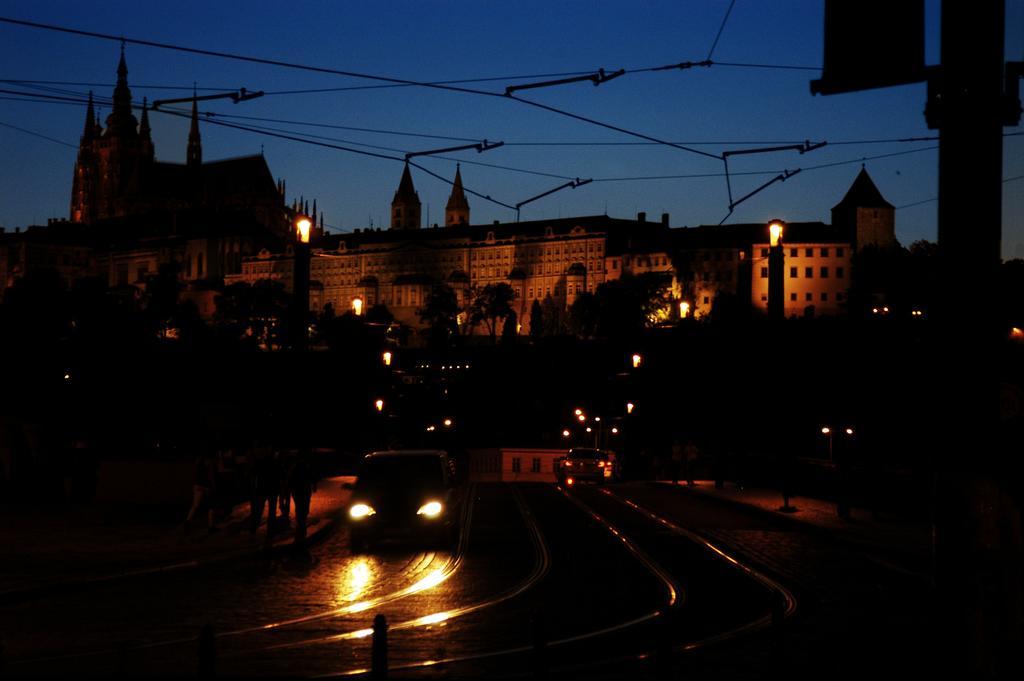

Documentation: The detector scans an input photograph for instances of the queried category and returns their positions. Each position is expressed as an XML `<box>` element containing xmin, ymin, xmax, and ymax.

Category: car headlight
<box><xmin>417</xmin><ymin>501</ymin><xmax>443</xmax><ymax>518</ymax></box>
<box><xmin>350</xmin><ymin>503</ymin><xmax>376</xmax><ymax>519</ymax></box>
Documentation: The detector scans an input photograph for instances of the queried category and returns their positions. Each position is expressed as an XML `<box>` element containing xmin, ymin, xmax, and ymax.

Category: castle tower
<box><xmin>390</xmin><ymin>163</ymin><xmax>421</xmax><ymax>230</ymax></box>
<box><xmin>444</xmin><ymin>164</ymin><xmax>470</xmax><ymax>226</ymax></box>
<box><xmin>187</xmin><ymin>89</ymin><xmax>202</xmax><ymax>168</ymax></box>
<box><xmin>831</xmin><ymin>167</ymin><xmax>896</xmax><ymax>251</ymax></box>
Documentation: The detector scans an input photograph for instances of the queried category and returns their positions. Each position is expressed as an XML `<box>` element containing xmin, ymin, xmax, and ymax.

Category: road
<box><xmin>0</xmin><ymin>482</ymin><xmax>934</xmax><ymax>678</ymax></box>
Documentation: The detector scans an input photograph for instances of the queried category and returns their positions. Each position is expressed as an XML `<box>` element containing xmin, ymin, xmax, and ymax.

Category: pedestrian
<box><xmin>185</xmin><ymin>449</ymin><xmax>216</xmax><ymax>532</ymax></box>
<box><xmin>288</xmin><ymin>448</ymin><xmax>317</xmax><ymax>552</ymax></box>
<box><xmin>684</xmin><ymin>439</ymin><xmax>699</xmax><ymax>486</ymax></box>
<box><xmin>248</xmin><ymin>437</ymin><xmax>276</xmax><ymax>534</ymax></box>
<box><xmin>277</xmin><ymin>448</ymin><xmax>292</xmax><ymax>528</ymax></box>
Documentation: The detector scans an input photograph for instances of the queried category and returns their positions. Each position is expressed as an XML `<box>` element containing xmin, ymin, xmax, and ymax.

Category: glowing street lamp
<box><xmin>382</xmin><ymin>351</ymin><xmax>392</xmax><ymax>366</ymax></box>
<box><xmin>577</xmin><ymin>414</ymin><xmax>586</xmax><ymax>422</ymax></box>
<box><xmin>768</xmin><ymin>220</ymin><xmax>784</xmax><ymax>247</ymax></box>
<box><xmin>574</xmin><ymin>408</ymin><xmax>583</xmax><ymax>416</ymax></box>
<box><xmin>767</xmin><ymin>219</ymin><xmax>785</xmax><ymax>320</ymax></box>
<box><xmin>295</xmin><ymin>215</ymin><xmax>312</xmax><ymax>244</ymax></box>
<box><xmin>562</xmin><ymin>429</ymin><xmax>571</xmax><ymax>438</ymax></box>
<box><xmin>352</xmin><ymin>297</ymin><xmax>364</xmax><ymax>316</ymax></box>
<box><xmin>611</xmin><ymin>427</ymin><xmax>619</xmax><ymax>435</ymax></box>
<box><xmin>443</xmin><ymin>418</ymin><xmax>453</xmax><ymax>428</ymax></box>
<box><xmin>632</xmin><ymin>353</ymin><xmax>643</xmax><ymax>369</ymax></box>
<box><xmin>626</xmin><ymin>402</ymin><xmax>635</xmax><ymax>414</ymax></box>
<box><xmin>374</xmin><ymin>399</ymin><xmax>384</xmax><ymax>412</ymax></box>
<box><xmin>679</xmin><ymin>301</ymin><xmax>691</xmax><ymax>319</ymax></box>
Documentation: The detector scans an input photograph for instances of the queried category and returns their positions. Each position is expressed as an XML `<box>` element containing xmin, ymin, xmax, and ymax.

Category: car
<box><xmin>347</xmin><ymin>450</ymin><xmax>462</xmax><ymax>552</ymax></box>
<box><xmin>556</xmin><ymin>447</ymin><xmax>619</xmax><ymax>485</ymax></box>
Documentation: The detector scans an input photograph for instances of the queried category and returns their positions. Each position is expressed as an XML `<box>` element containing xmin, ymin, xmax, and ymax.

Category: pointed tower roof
<box><xmin>393</xmin><ymin>162</ymin><xmax>419</xmax><ymax>202</ymax></box>
<box><xmin>445</xmin><ymin>164</ymin><xmax>469</xmax><ymax>212</ymax></box>
<box><xmin>139</xmin><ymin>97</ymin><xmax>151</xmax><ymax>139</ymax></box>
<box><xmin>81</xmin><ymin>91</ymin><xmax>96</xmax><ymax>142</ymax></box>
<box><xmin>187</xmin><ymin>88</ymin><xmax>202</xmax><ymax>167</ymax></box>
<box><xmin>832</xmin><ymin>167</ymin><xmax>894</xmax><ymax>210</ymax></box>
<box><xmin>104</xmin><ymin>44</ymin><xmax>138</xmax><ymax>136</ymax></box>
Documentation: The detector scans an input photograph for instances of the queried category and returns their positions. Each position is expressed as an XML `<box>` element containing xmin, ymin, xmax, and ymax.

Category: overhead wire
<box><xmin>706</xmin><ymin>0</ymin><xmax>738</xmax><ymax>61</ymax></box>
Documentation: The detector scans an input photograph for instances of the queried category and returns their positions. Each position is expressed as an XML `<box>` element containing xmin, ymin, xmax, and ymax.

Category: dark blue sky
<box><xmin>1</xmin><ymin>1</ymin><xmax>1022</xmax><ymax>257</ymax></box>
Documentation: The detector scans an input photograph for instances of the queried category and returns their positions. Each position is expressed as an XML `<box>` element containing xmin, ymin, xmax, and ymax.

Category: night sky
<box><xmin>1</xmin><ymin>1</ymin><xmax>1022</xmax><ymax>257</ymax></box>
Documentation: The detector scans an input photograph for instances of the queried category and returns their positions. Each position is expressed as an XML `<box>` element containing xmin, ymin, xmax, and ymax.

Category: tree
<box><xmin>469</xmin><ymin>283</ymin><xmax>515</xmax><ymax>341</ymax></box>
<box><xmin>528</xmin><ymin>299</ymin><xmax>544</xmax><ymax>340</ymax></box>
<box><xmin>540</xmin><ymin>295</ymin><xmax>563</xmax><ymax>337</ymax></box>
<box><xmin>567</xmin><ymin>291</ymin><xmax>598</xmax><ymax>339</ymax></box>
<box><xmin>593</xmin><ymin>272</ymin><xmax>671</xmax><ymax>340</ymax></box>
<box><xmin>501</xmin><ymin>310</ymin><xmax>518</xmax><ymax>344</ymax></box>
<box><xmin>418</xmin><ymin>284</ymin><xmax>460</xmax><ymax>347</ymax></box>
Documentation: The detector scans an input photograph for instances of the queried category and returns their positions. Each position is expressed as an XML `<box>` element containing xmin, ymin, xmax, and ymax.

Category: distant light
<box><xmin>586</xmin><ymin>427</ymin><xmax>592</xmax><ymax>433</ymax></box>
<box><xmin>768</xmin><ymin>220</ymin><xmax>784</xmax><ymax>247</ymax></box>
<box><xmin>566</xmin><ymin>477</ymin><xmax>575</xmax><ymax>486</ymax></box>
<box><xmin>574</xmin><ymin>408</ymin><xmax>583</xmax><ymax>416</ymax></box>
<box><xmin>426</xmin><ymin>425</ymin><xmax>436</xmax><ymax>432</ymax></box>
<box><xmin>295</xmin><ymin>216</ymin><xmax>312</xmax><ymax>243</ymax></box>
<box><xmin>594</xmin><ymin>416</ymin><xmax>601</xmax><ymax>422</ymax></box>
<box><xmin>845</xmin><ymin>427</ymin><xmax>854</xmax><ymax>435</ymax></box>
<box><xmin>626</xmin><ymin>402</ymin><xmax>635</xmax><ymax>414</ymax></box>
<box><xmin>872</xmin><ymin>308</ymin><xmax>879</xmax><ymax>314</ymax></box>
<box><xmin>611</xmin><ymin>427</ymin><xmax>618</xmax><ymax>434</ymax></box>
<box><xmin>352</xmin><ymin>297</ymin><xmax>364</xmax><ymax>316</ymax></box>
<box><xmin>562</xmin><ymin>429</ymin><xmax>571</xmax><ymax>438</ymax></box>
<box><xmin>374</xmin><ymin>399</ymin><xmax>384</xmax><ymax>412</ymax></box>
<box><xmin>632</xmin><ymin>353</ymin><xmax>642</xmax><ymax>369</ymax></box>
<box><xmin>382</xmin><ymin>351</ymin><xmax>392</xmax><ymax>366</ymax></box>
<box><xmin>882</xmin><ymin>306</ymin><xmax>890</xmax><ymax>313</ymax></box>
<box><xmin>577</xmin><ymin>414</ymin><xmax>586</xmax><ymax>422</ymax></box>
<box><xmin>63</xmin><ymin>372</ymin><xmax>71</xmax><ymax>382</ymax></box>
<box><xmin>680</xmin><ymin>301</ymin><xmax>691</xmax><ymax>318</ymax></box>
<box><xmin>821</xmin><ymin>427</ymin><xmax>831</xmax><ymax>435</ymax></box>
<box><xmin>443</xmin><ymin>418</ymin><xmax>453</xmax><ymax>428</ymax></box>
<box><xmin>417</xmin><ymin>501</ymin><xmax>443</xmax><ymax>517</ymax></box>
<box><xmin>1011</xmin><ymin>327</ymin><xmax>1024</xmax><ymax>340</ymax></box>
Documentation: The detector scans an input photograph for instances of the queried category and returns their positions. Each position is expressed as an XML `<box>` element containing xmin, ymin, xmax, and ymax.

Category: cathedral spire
<box><xmin>105</xmin><ymin>44</ymin><xmax>138</xmax><ymax>137</ymax></box>
<box><xmin>81</xmin><ymin>91</ymin><xmax>96</xmax><ymax>143</ymax></box>
<box><xmin>445</xmin><ymin>163</ymin><xmax>470</xmax><ymax>226</ymax></box>
<box><xmin>187</xmin><ymin>87</ymin><xmax>202</xmax><ymax>167</ymax></box>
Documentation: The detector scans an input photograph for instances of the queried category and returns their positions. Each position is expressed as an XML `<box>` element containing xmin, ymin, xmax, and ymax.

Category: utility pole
<box><xmin>929</xmin><ymin>3</ymin><xmax>1017</xmax><ymax>676</ymax></box>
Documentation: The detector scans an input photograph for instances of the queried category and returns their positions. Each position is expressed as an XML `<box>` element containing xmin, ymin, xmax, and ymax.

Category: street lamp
<box><xmin>632</xmin><ymin>353</ymin><xmax>643</xmax><ymax>369</ymax></box>
<box><xmin>443</xmin><ymin>418</ymin><xmax>453</xmax><ymax>428</ymax></box>
<box><xmin>374</xmin><ymin>399</ymin><xmax>384</xmax><ymax>412</ymax></box>
<box><xmin>295</xmin><ymin>216</ymin><xmax>312</xmax><ymax>244</ymax></box>
<box><xmin>382</xmin><ymin>351</ymin><xmax>392</xmax><ymax>366</ymax></box>
<box><xmin>679</xmin><ymin>300</ymin><xmax>691</xmax><ymax>319</ymax></box>
<box><xmin>626</xmin><ymin>402</ymin><xmax>635</xmax><ymax>414</ymax></box>
<box><xmin>352</xmin><ymin>297</ymin><xmax>364</xmax><ymax>316</ymax></box>
<box><xmin>562</xmin><ymin>429</ymin><xmax>571</xmax><ymax>438</ymax></box>
<box><xmin>292</xmin><ymin>214</ymin><xmax>312</xmax><ymax>351</ymax></box>
<box><xmin>767</xmin><ymin>219</ymin><xmax>785</xmax><ymax>320</ymax></box>
<box><xmin>821</xmin><ymin>426</ymin><xmax>834</xmax><ymax>463</ymax></box>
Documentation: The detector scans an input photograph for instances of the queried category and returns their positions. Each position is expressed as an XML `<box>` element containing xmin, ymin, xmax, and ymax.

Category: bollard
<box><xmin>530</xmin><ymin>611</ymin><xmax>548</xmax><ymax>680</ymax></box>
<box><xmin>371</xmin><ymin>614</ymin><xmax>388</xmax><ymax>681</ymax></box>
<box><xmin>198</xmin><ymin>624</ymin><xmax>216</xmax><ymax>678</ymax></box>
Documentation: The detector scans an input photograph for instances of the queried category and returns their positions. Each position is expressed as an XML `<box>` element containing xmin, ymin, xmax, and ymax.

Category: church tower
<box><xmin>70</xmin><ymin>47</ymin><xmax>152</xmax><ymax>223</ymax></box>
<box><xmin>70</xmin><ymin>92</ymin><xmax>98</xmax><ymax>223</ymax></box>
<box><xmin>444</xmin><ymin>164</ymin><xmax>470</xmax><ymax>226</ymax></box>
<box><xmin>831</xmin><ymin>167</ymin><xmax>896</xmax><ymax>251</ymax></box>
<box><xmin>187</xmin><ymin>89</ymin><xmax>202</xmax><ymax>168</ymax></box>
<box><xmin>390</xmin><ymin>163</ymin><xmax>421</xmax><ymax>230</ymax></box>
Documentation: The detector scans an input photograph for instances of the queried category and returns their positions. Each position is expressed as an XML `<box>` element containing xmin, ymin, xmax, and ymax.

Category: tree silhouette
<box><xmin>469</xmin><ymin>283</ymin><xmax>515</xmax><ymax>341</ymax></box>
<box><xmin>567</xmin><ymin>291</ymin><xmax>598</xmax><ymax>339</ymax></box>
<box><xmin>528</xmin><ymin>299</ymin><xmax>544</xmax><ymax>340</ymax></box>
<box><xmin>418</xmin><ymin>283</ymin><xmax>460</xmax><ymax>347</ymax></box>
<box><xmin>501</xmin><ymin>310</ymin><xmax>518</xmax><ymax>344</ymax></box>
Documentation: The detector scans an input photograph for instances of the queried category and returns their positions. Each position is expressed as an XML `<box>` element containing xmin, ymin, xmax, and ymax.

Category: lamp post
<box><xmin>767</xmin><ymin>220</ymin><xmax>785</xmax><ymax>321</ymax></box>
<box><xmin>292</xmin><ymin>215</ymin><xmax>312</xmax><ymax>352</ymax></box>
<box><xmin>821</xmin><ymin>426</ymin><xmax>834</xmax><ymax>463</ymax></box>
